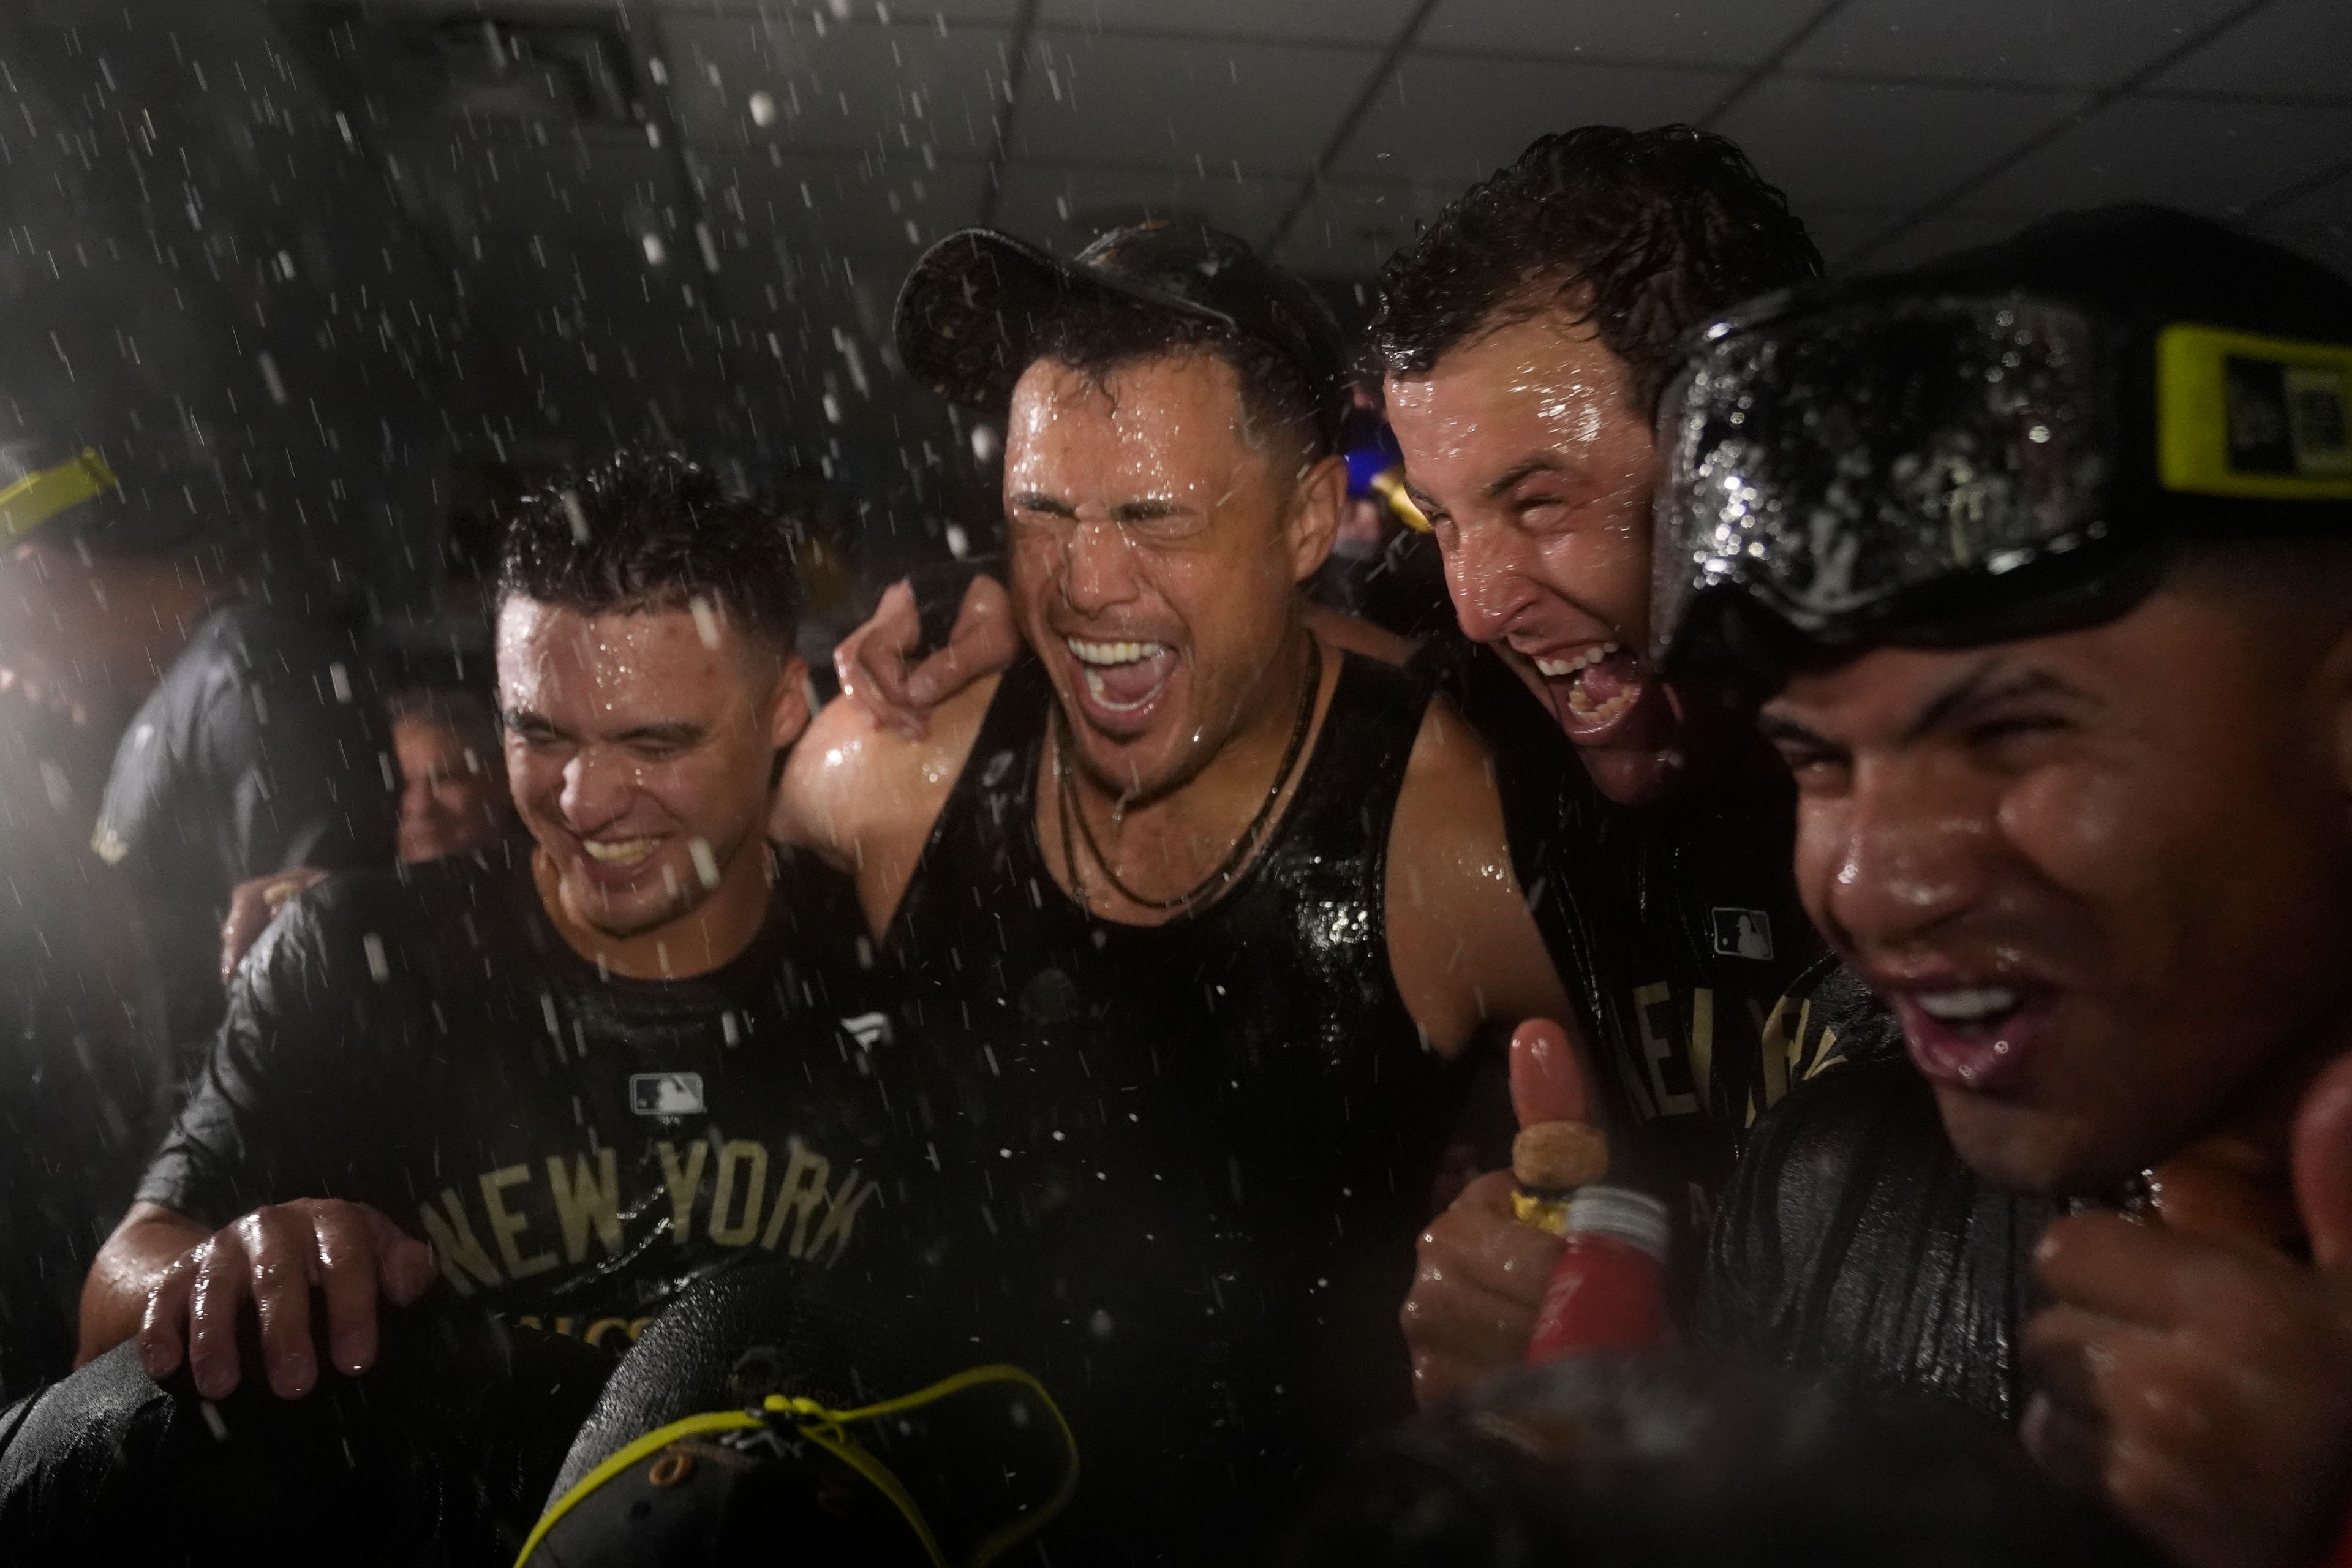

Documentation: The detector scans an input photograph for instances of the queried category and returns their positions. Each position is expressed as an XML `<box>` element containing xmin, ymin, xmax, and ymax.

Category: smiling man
<box><xmin>8</xmin><ymin>454</ymin><xmax>937</xmax><ymax>1555</ymax></box>
<box><xmin>775</xmin><ymin>223</ymin><xmax>1569</xmax><ymax>1552</ymax></box>
<box><xmin>1660</xmin><ymin>208</ymin><xmax>2352</xmax><ymax>1568</ymax></box>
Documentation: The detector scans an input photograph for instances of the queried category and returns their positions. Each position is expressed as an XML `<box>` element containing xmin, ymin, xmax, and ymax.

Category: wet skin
<box><xmin>83</xmin><ymin>597</ymin><xmax>809</xmax><ymax>1399</ymax></box>
<box><xmin>1003</xmin><ymin>350</ymin><xmax>1338</xmax><ymax>820</ymax></box>
<box><xmin>1759</xmin><ymin>573</ymin><xmax>2352</xmax><ymax>1196</ymax></box>
<box><xmin>1759</xmin><ymin>556</ymin><xmax>2352</xmax><ymax>1568</ymax></box>
<box><xmin>499</xmin><ymin>597</ymin><xmax>808</xmax><ymax>978</ymax></box>
<box><xmin>778</xmin><ymin>349</ymin><xmax>1570</xmax><ymax>1055</ymax></box>
<box><xmin>1384</xmin><ymin>304</ymin><xmax>1687</xmax><ymax>807</ymax></box>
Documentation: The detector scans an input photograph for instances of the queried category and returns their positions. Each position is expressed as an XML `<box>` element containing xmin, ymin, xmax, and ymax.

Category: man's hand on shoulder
<box><xmin>1385</xmin><ymin>693</ymin><xmax>1575</xmax><ymax>1057</ymax></box>
<box><xmin>127</xmin><ymin>1197</ymin><xmax>437</xmax><ymax>1401</ymax></box>
<box><xmin>219</xmin><ymin>867</ymin><xmax>328</xmax><ymax>983</ymax></box>
<box><xmin>834</xmin><ymin>574</ymin><xmax>1018</xmax><ymax>739</ymax></box>
<box><xmin>774</xmin><ymin>674</ymin><xmax>1000</xmax><ymax>937</ymax></box>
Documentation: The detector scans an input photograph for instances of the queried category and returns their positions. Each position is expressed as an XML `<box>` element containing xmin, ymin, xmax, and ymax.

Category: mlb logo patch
<box><xmin>1709</xmin><ymin>908</ymin><xmax>1775</xmax><ymax>962</ymax></box>
<box><xmin>840</xmin><ymin>1012</ymin><xmax>893</xmax><ymax>1049</ymax></box>
<box><xmin>629</xmin><ymin>1072</ymin><xmax>706</xmax><ymax>1116</ymax></box>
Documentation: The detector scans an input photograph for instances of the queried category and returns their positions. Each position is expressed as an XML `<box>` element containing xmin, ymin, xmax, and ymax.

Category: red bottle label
<box><xmin>1526</xmin><ymin>1231</ymin><xmax>1667</xmax><ymax>1362</ymax></box>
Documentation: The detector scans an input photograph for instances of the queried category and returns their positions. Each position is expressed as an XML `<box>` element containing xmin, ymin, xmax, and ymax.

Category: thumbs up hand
<box><xmin>1400</xmin><ymin>1019</ymin><xmax>1596</xmax><ymax>1408</ymax></box>
<box><xmin>2021</xmin><ymin>1052</ymin><xmax>2352</xmax><ymax>1568</ymax></box>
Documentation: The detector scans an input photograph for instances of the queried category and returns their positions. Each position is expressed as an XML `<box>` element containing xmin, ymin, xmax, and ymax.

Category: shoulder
<box><xmin>1395</xmin><ymin>690</ymin><xmax>1504</xmax><ymax>835</ymax></box>
<box><xmin>775</xmin><ymin>674</ymin><xmax>1000</xmax><ymax>861</ymax></box>
<box><xmin>1304</xmin><ymin>604</ymin><xmax>1412</xmax><ymax>666</ymax></box>
<box><xmin>256</xmin><ymin>851</ymin><xmax>514</xmax><ymax>984</ymax></box>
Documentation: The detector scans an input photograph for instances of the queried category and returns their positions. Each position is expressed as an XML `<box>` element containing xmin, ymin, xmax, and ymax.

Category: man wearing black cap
<box><xmin>1648</xmin><ymin>207</ymin><xmax>2352</xmax><ymax>1568</ymax></box>
<box><xmin>773</xmin><ymin>222</ymin><xmax>1569</xmax><ymax>1551</ymax></box>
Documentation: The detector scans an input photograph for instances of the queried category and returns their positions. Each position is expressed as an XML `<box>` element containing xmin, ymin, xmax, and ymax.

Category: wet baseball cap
<box><xmin>894</xmin><ymin>222</ymin><xmax>1351</xmax><ymax>450</ymax></box>
<box><xmin>1651</xmin><ymin>205</ymin><xmax>2352</xmax><ymax>695</ymax></box>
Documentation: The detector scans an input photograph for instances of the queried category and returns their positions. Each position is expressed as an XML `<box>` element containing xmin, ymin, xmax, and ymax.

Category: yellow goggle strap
<box><xmin>0</xmin><ymin>448</ymin><xmax>117</xmax><ymax>541</ymax></box>
<box><xmin>513</xmin><ymin>1362</ymin><xmax>1079</xmax><ymax>1568</ymax></box>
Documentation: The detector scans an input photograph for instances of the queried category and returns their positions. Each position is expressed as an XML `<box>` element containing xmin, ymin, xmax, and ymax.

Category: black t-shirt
<box><xmin>94</xmin><ymin>602</ymin><xmax>399</xmax><ymax>1074</ymax></box>
<box><xmin>138</xmin><ymin>841</ymin><xmax>948</xmax><ymax>1346</ymax></box>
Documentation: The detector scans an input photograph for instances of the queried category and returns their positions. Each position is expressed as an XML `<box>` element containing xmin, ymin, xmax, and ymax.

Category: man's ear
<box><xmin>767</xmin><ymin>655</ymin><xmax>814</xmax><ymax>752</ymax></box>
<box><xmin>1284</xmin><ymin>452</ymin><xmax>1348</xmax><ymax>586</ymax></box>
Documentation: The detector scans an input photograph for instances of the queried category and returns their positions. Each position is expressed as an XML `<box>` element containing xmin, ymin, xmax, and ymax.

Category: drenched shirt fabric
<box><xmin>1697</xmin><ymin>1051</ymin><xmax>2048</xmax><ymax>1425</ymax></box>
<box><xmin>138</xmin><ymin>840</ymin><xmax>944</xmax><ymax>1347</ymax></box>
<box><xmin>93</xmin><ymin>601</ymin><xmax>399</xmax><ymax>1074</ymax></box>
<box><xmin>879</xmin><ymin>649</ymin><xmax>1465</xmax><ymax>1557</ymax></box>
<box><xmin>1420</xmin><ymin>639</ymin><xmax>1890</xmax><ymax>1253</ymax></box>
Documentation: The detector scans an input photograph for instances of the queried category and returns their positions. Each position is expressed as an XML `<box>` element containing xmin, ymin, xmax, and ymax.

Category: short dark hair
<box><xmin>1373</xmin><ymin>124</ymin><xmax>1823</xmax><ymax>409</ymax></box>
<box><xmin>1028</xmin><ymin>297</ymin><xmax>1329</xmax><ymax>481</ymax></box>
<box><xmin>386</xmin><ymin>685</ymin><xmax>500</xmax><ymax>756</ymax></box>
<box><xmin>497</xmin><ymin>452</ymin><xmax>802</xmax><ymax>659</ymax></box>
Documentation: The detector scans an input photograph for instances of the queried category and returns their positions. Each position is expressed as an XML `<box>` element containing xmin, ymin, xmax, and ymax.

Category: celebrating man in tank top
<box><xmin>772</xmin><ymin>223</ymin><xmax>1570</xmax><ymax>1555</ymax></box>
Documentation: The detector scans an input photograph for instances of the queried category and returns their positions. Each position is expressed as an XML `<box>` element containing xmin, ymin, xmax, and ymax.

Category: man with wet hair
<box><xmin>2</xmin><ymin>454</ymin><xmax>940</xmax><ymax>1556</ymax></box>
<box><xmin>773</xmin><ymin>222</ymin><xmax>1570</xmax><ymax>1551</ymax></box>
<box><xmin>1648</xmin><ymin>207</ymin><xmax>2352</xmax><ymax>1568</ymax></box>
<box><xmin>840</xmin><ymin>129</ymin><xmax>1868</xmax><ymax>1403</ymax></box>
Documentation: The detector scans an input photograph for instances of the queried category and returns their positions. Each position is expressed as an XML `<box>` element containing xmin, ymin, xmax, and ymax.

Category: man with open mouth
<box><xmin>772</xmin><ymin>221</ymin><xmax>1571</xmax><ymax>1553</ymax></box>
<box><xmin>1658</xmin><ymin>207</ymin><xmax>2352</xmax><ymax>1568</ymax></box>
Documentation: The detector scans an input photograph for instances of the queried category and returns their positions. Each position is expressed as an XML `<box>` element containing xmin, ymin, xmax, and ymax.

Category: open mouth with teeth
<box><xmin>1528</xmin><ymin>640</ymin><xmax>1648</xmax><ymax>741</ymax></box>
<box><xmin>1063</xmin><ymin>635</ymin><xmax>1180</xmax><ymax>734</ymax></box>
<box><xmin>1896</xmin><ymin>982</ymin><xmax>2046</xmax><ymax>1093</ymax></box>
<box><xmin>577</xmin><ymin>834</ymin><xmax>663</xmax><ymax>884</ymax></box>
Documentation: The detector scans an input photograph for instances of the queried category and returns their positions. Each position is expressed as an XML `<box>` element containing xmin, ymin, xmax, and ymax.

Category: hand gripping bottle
<box><xmin>1525</xmin><ymin>1185</ymin><xmax>1671</xmax><ymax>1363</ymax></box>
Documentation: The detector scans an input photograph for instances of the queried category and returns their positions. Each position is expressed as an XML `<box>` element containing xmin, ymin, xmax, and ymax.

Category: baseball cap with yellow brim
<box><xmin>1651</xmin><ymin>205</ymin><xmax>2352</xmax><ymax>696</ymax></box>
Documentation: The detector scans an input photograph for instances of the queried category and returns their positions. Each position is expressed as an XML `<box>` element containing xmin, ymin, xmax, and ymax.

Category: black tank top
<box><xmin>881</xmin><ymin>647</ymin><xmax>1463</xmax><ymax>1556</ymax></box>
<box><xmin>1420</xmin><ymin>639</ymin><xmax>1889</xmax><ymax>1249</ymax></box>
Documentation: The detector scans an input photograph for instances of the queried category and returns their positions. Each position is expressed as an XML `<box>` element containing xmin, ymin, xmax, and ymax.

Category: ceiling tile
<box><xmin>1785</xmin><ymin>0</ymin><xmax>2252</xmax><ymax>88</ymax></box>
<box><xmin>1961</xmin><ymin>96</ymin><xmax>2352</xmax><ymax>217</ymax></box>
<box><xmin>1795</xmin><ymin>208</ymin><xmax>1905</xmax><ymax>268</ymax></box>
<box><xmin>2149</xmin><ymin>0</ymin><xmax>2352</xmax><ymax>100</ymax></box>
<box><xmin>693</xmin><ymin>148</ymin><xmax>990</xmax><ymax>270</ymax></box>
<box><xmin>1848</xmin><ymin>209</ymin><xmax>2026</xmax><ymax>270</ymax></box>
<box><xmin>1007</xmin><ymin>32</ymin><xmax>1376</xmax><ymax>178</ymax></box>
<box><xmin>1714</xmin><ymin>76</ymin><xmax>2084</xmax><ymax>213</ymax></box>
<box><xmin>658</xmin><ymin>14</ymin><xmax>1010</xmax><ymax>160</ymax></box>
<box><xmin>2257</xmin><ymin>164</ymin><xmax>2352</xmax><ymax>230</ymax></box>
<box><xmin>382</xmin><ymin>132</ymin><xmax>682</xmax><ymax>239</ymax></box>
<box><xmin>1421</xmin><ymin>0</ymin><xmax>1825</xmax><ymax>67</ymax></box>
<box><xmin>1273</xmin><ymin>178</ymin><xmax>1455</xmax><ymax>277</ymax></box>
<box><xmin>1038</xmin><ymin>0</ymin><xmax>1423</xmax><ymax>46</ymax></box>
<box><xmin>1334</xmin><ymin>56</ymin><xmax>1738</xmax><ymax>186</ymax></box>
<box><xmin>990</xmin><ymin>162</ymin><xmax>1298</xmax><ymax>249</ymax></box>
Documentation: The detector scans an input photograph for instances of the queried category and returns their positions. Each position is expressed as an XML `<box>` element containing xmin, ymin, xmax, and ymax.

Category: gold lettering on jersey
<box><xmin>706</xmin><ymin>1140</ymin><xmax>771</xmax><ymax>1246</ymax></box>
<box><xmin>1756</xmin><ymin>995</ymin><xmax>1811</xmax><ymax>1110</ymax></box>
<box><xmin>762</xmin><ymin>1139</ymin><xmax>831</xmax><ymax>1256</ymax></box>
<box><xmin>419</xmin><ymin>1189</ymin><xmax>504</xmax><ymax>1296</ymax></box>
<box><xmin>1689</xmin><ymin>987</ymin><xmax>1715</xmax><ymax>1107</ymax></box>
<box><xmin>1633</xmin><ymin>983</ymin><xmax>1699</xmax><ymax>1118</ymax></box>
<box><xmin>480</xmin><ymin>1163</ymin><xmax>557</xmax><ymax>1278</ymax></box>
<box><xmin>804</xmin><ymin>1169</ymin><xmax>875</xmax><ymax>1262</ymax></box>
<box><xmin>548</xmin><ymin>1148</ymin><xmax>624</xmax><ymax>1264</ymax></box>
<box><xmin>657</xmin><ymin>1139</ymin><xmax>709</xmax><ymax>1246</ymax></box>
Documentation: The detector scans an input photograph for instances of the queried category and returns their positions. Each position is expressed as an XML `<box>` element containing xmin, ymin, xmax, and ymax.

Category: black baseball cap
<box><xmin>894</xmin><ymin>222</ymin><xmax>1352</xmax><ymax>450</ymax></box>
<box><xmin>1651</xmin><ymin>205</ymin><xmax>2352</xmax><ymax>695</ymax></box>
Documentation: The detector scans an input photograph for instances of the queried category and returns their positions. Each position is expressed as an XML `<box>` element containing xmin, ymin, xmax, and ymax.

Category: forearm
<box><xmin>77</xmin><ymin>1202</ymin><xmax>208</xmax><ymax>1364</ymax></box>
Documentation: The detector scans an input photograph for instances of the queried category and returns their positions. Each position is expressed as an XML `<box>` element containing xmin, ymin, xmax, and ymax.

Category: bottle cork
<box><xmin>1509</xmin><ymin>1118</ymin><xmax>1608</xmax><ymax>1235</ymax></box>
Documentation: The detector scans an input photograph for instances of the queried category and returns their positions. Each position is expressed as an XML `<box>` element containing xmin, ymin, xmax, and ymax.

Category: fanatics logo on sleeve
<box><xmin>1709</xmin><ymin>908</ymin><xmax>1775</xmax><ymax>962</ymax></box>
<box><xmin>629</xmin><ymin>1072</ymin><xmax>706</xmax><ymax>1116</ymax></box>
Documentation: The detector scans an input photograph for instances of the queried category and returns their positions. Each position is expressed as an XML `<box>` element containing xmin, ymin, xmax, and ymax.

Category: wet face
<box><xmin>497</xmin><ymin>597</ymin><xmax>807</xmax><ymax>941</ymax></box>
<box><xmin>1004</xmin><ymin>351</ymin><xmax>1336</xmax><ymax>802</ymax></box>
<box><xmin>391</xmin><ymin>711</ymin><xmax>513</xmax><ymax>864</ymax></box>
<box><xmin>1385</xmin><ymin>304</ymin><xmax>1683</xmax><ymax>806</ymax></box>
<box><xmin>1762</xmin><ymin>575</ymin><xmax>2352</xmax><ymax>1194</ymax></box>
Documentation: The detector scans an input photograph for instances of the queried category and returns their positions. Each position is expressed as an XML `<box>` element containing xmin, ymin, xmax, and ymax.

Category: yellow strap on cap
<box><xmin>513</xmin><ymin>1362</ymin><xmax>1079</xmax><ymax>1568</ymax></box>
<box><xmin>0</xmin><ymin>448</ymin><xmax>116</xmax><ymax>541</ymax></box>
<box><xmin>2157</xmin><ymin>324</ymin><xmax>2352</xmax><ymax>501</ymax></box>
